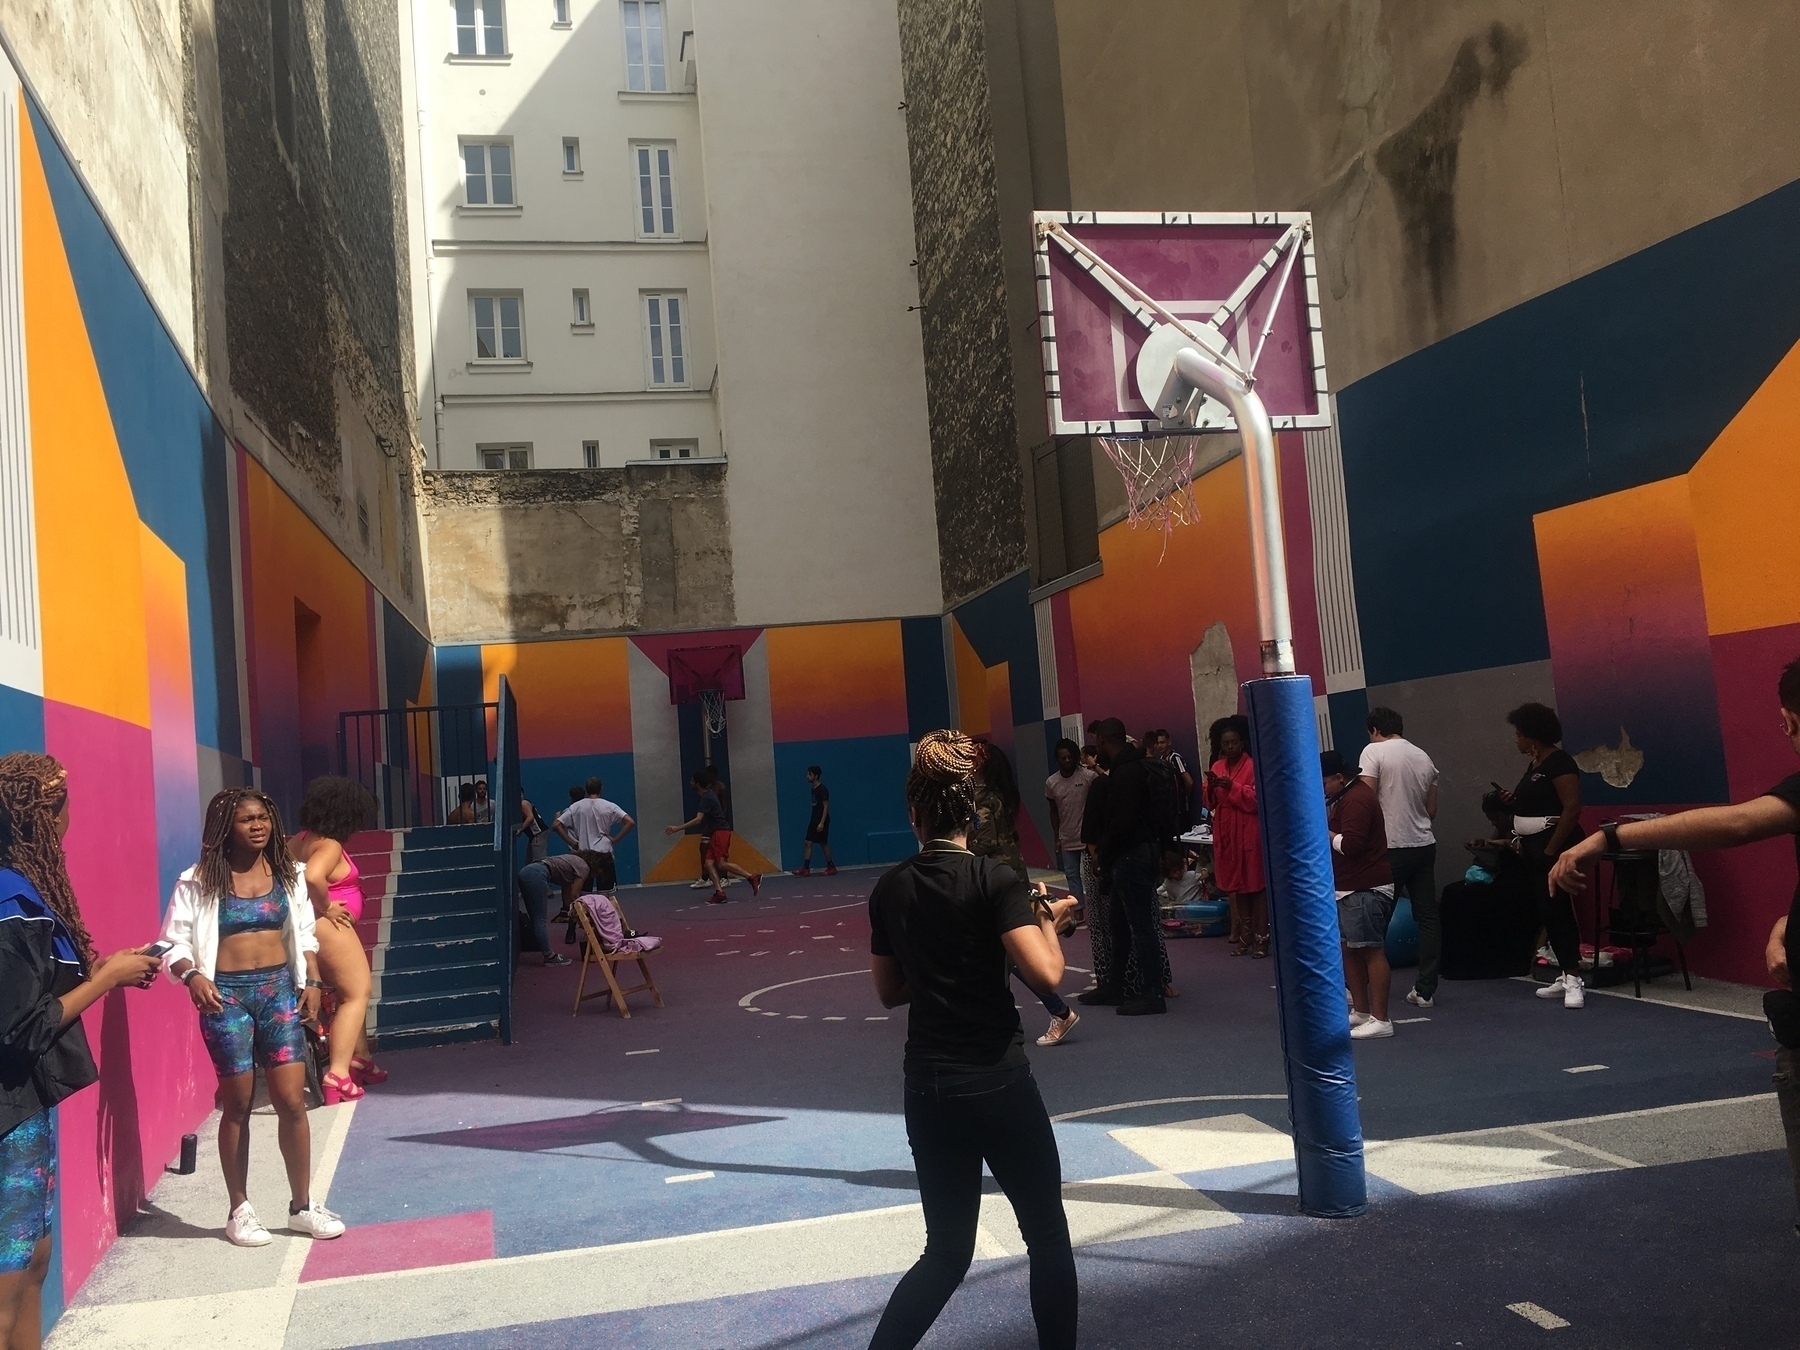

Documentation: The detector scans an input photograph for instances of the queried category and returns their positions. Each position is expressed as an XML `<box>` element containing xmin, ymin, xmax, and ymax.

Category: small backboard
<box><xmin>1033</xmin><ymin>211</ymin><xmax>1331</xmax><ymax>436</ymax></box>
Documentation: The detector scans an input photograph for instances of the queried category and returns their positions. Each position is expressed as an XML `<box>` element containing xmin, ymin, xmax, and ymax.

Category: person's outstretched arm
<box><xmin>1550</xmin><ymin>796</ymin><xmax>1800</xmax><ymax>893</ymax></box>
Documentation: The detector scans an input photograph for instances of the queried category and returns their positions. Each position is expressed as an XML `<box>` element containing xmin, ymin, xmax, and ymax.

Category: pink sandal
<box><xmin>350</xmin><ymin>1055</ymin><xmax>388</xmax><ymax>1085</ymax></box>
<box><xmin>321</xmin><ymin>1072</ymin><xmax>365</xmax><ymax>1105</ymax></box>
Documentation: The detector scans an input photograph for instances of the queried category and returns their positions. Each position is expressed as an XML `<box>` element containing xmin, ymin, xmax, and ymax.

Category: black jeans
<box><xmin>1774</xmin><ymin>1047</ymin><xmax>1800</xmax><ymax>1223</ymax></box>
<box><xmin>1106</xmin><ymin>841</ymin><xmax>1164</xmax><ymax>1000</ymax></box>
<box><xmin>1388</xmin><ymin>844</ymin><xmax>1439</xmax><ymax>996</ymax></box>
<box><xmin>870</xmin><ymin>1063</ymin><xmax>1077</xmax><ymax>1350</ymax></box>
<box><xmin>1521</xmin><ymin>835</ymin><xmax>1582</xmax><ymax>975</ymax></box>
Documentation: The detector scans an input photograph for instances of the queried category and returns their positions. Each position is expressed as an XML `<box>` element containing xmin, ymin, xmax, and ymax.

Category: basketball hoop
<box><xmin>1098</xmin><ymin>432</ymin><xmax>1203</xmax><ymax>557</ymax></box>
<box><xmin>699</xmin><ymin>689</ymin><xmax>727</xmax><ymax>736</ymax></box>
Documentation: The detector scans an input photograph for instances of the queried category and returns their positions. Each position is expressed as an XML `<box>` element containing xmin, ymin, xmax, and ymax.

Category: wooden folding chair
<box><xmin>572</xmin><ymin>894</ymin><xmax>665</xmax><ymax>1018</ymax></box>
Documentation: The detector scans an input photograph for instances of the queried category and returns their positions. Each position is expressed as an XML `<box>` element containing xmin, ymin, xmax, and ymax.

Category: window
<box><xmin>571</xmin><ymin>288</ymin><xmax>591</xmax><ymax>325</ymax></box>
<box><xmin>471</xmin><ymin>293</ymin><xmax>525</xmax><ymax>360</ymax></box>
<box><xmin>462</xmin><ymin>141</ymin><xmax>515</xmax><ymax>206</ymax></box>
<box><xmin>622</xmin><ymin>0</ymin><xmax>666</xmax><ymax>91</ymax></box>
<box><xmin>356</xmin><ymin>494</ymin><xmax>371</xmax><ymax>546</ymax></box>
<box><xmin>480</xmin><ymin>445</ymin><xmax>532</xmax><ymax>470</ymax></box>
<box><xmin>454</xmin><ymin>0</ymin><xmax>507</xmax><ymax>55</ymax></box>
<box><xmin>562</xmin><ymin>137</ymin><xmax>581</xmax><ymax>175</ymax></box>
<box><xmin>270</xmin><ymin>0</ymin><xmax>296</xmax><ymax>160</ymax></box>
<box><xmin>553</xmin><ymin>0</ymin><xmax>570</xmax><ymax>24</ymax></box>
<box><xmin>583</xmin><ymin>440</ymin><xmax>599</xmax><ymax>468</ymax></box>
<box><xmin>633</xmin><ymin>143</ymin><xmax>677</xmax><ymax>237</ymax></box>
<box><xmin>651</xmin><ymin>439</ymin><xmax>697</xmax><ymax>459</ymax></box>
<box><xmin>641</xmin><ymin>292</ymin><xmax>686</xmax><ymax>386</ymax></box>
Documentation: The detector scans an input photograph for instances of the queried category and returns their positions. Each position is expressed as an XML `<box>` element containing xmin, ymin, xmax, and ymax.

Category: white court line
<box><xmin>801</xmin><ymin>901</ymin><xmax>864</xmax><ymax>914</ymax></box>
<box><xmin>737</xmin><ymin>968</ymin><xmax>863</xmax><ymax>1009</ymax></box>
<box><xmin>275</xmin><ymin>1098</ymin><xmax>360</xmax><ymax>1286</ymax></box>
<box><xmin>626</xmin><ymin>1049</ymin><xmax>660</xmax><ymax>1056</ymax></box>
<box><xmin>823</xmin><ymin>1016</ymin><xmax>846</xmax><ymax>1021</ymax></box>
<box><xmin>1507</xmin><ymin>1301</ymin><xmax>1571</xmax><ymax>1329</ymax></box>
<box><xmin>1394</xmin><ymin>1017</ymin><xmax>1431</xmax><ymax>1024</ymax></box>
<box><xmin>866</xmin><ymin>1016</ymin><xmax>888</xmax><ymax>1021</ymax></box>
<box><xmin>1519</xmin><ymin>1126</ymin><xmax>1643</xmax><ymax>1171</ymax></box>
<box><xmin>664</xmin><ymin>1172</ymin><xmax>715</xmax><ymax>1185</ymax></box>
<box><xmin>1051</xmin><ymin>1094</ymin><xmax>1288</xmax><ymax>1123</ymax></box>
<box><xmin>640</xmin><ymin>1098</ymin><xmax>682</xmax><ymax>1107</ymax></box>
<box><xmin>1510</xmin><ymin>975</ymin><xmax>1765</xmax><ymax>1022</ymax></box>
<box><xmin>1563</xmin><ymin>1064</ymin><xmax>1607</xmax><ymax>1074</ymax></box>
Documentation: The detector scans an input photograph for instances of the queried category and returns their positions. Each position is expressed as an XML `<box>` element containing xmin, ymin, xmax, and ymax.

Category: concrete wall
<box><xmin>1053</xmin><ymin>0</ymin><xmax>1800</xmax><ymax>387</ymax></box>
<box><xmin>693</xmin><ymin>0</ymin><xmax>942</xmax><ymax>626</ymax></box>
<box><xmin>420</xmin><ymin>462</ymin><xmax>733</xmax><ymax>643</ymax></box>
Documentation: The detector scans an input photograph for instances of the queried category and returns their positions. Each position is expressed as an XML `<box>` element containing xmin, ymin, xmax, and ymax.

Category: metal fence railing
<box><xmin>337</xmin><ymin>701</ymin><xmax>497</xmax><ymax>831</ymax></box>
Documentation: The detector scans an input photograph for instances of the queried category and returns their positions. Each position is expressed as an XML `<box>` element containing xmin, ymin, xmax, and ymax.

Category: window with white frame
<box><xmin>461</xmin><ymin>141</ymin><xmax>515</xmax><ymax>206</ymax></box>
<box><xmin>641</xmin><ymin>292</ymin><xmax>686</xmax><ymax>386</ymax></box>
<box><xmin>471</xmin><ymin>292</ymin><xmax>525</xmax><ymax>360</ymax></box>
<box><xmin>583</xmin><ymin>440</ymin><xmax>599</xmax><ymax>468</ymax></box>
<box><xmin>622</xmin><ymin>0</ymin><xmax>666</xmax><ymax>91</ymax></box>
<box><xmin>562</xmin><ymin>137</ymin><xmax>581</xmax><ymax>174</ymax></box>
<box><xmin>632</xmin><ymin>143</ymin><xmax>677</xmax><ymax>237</ymax></box>
<box><xmin>651</xmin><ymin>439</ymin><xmax>697</xmax><ymax>459</ymax></box>
<box><xmin>454</xmin><ymin>0</ymin><xmax>507</xmax><ymax>55</ymax></box>
<box><xmin>553</xmin><ymin>0</ymin><xmax>570</xmax><ymax>24</ymax></box>
<box><xmin>480</xmin><ymin>445</ymin><xmax>532</xmax><ymax>470</ymax></box>
<box><xmin>571</xmin><ymin>289</ymin><xmax>591</xmax><ymax>325</ymax></box>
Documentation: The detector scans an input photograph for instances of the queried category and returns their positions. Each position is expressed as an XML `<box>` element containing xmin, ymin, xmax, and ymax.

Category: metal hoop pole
<box><xmin>1173</xmin><ymin>347</ymin><xmax>1294</xmax><ymax>674</ymax></box>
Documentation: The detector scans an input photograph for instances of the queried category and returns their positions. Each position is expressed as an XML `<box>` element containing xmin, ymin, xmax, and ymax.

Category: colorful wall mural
<box><xmin>0</xmin><ymin>69</ymin><xmax>430</xmax><ymax>1327</ymax></box>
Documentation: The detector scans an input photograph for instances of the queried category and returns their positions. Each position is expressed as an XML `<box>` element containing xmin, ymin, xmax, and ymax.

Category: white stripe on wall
<box><xmin>1033</xmin><ymin>597</ymin><xmax>1059</xmax><ymax>722</ymax></box>
<box><xmin>0</xmin><ymin>64</ymin><xmax>41</xmax><ymax>698</ymax></box>
<box><xmin>730</xmin><ymin>634</ymin><xmax>781</xmax><ymax>865</ymax></box>
<box><xmin>627</xmin><ymin>642</ymin><xmax>685</xmax><ymax>876</ymax></box>
<box><xmin>1303</xmin><ymin>398</ymin><xmax>1365</xmax><ymax>694</ymax></box>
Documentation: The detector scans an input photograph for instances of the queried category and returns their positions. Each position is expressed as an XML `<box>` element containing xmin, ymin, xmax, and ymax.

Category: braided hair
<box><xmin>196</xmin><ymin>788</ymin><xmax>297</xmax><ymax>904</ymax></box>
<box><xmin>0</xmin><ymin>752</ymin><xmax>96</xmax><ymax>968</ymax></box>
<box><xmin>905</xmin><ymin>730</ymin><xmax>986</xmax><ymax>839</ymax></box>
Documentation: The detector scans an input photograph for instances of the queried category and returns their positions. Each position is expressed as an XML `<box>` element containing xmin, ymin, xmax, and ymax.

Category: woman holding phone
<box><xmin>0</xmin><ymin>754</ymin><xmax>160</xmax><ymax>1350</ymax></box>
<box><xmin>867</xmin><ymin>731</ymin><xmax>1079</xmax><ymax>1349</ymax></box>
<box><xmin>161</xmin><ymin>788</ymin><xmax>346</xmax><ymax>1247</ymax></box>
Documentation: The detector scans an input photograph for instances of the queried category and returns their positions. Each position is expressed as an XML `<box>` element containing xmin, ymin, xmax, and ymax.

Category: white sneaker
<box><xmin>1536</xmin><ymin>944</ymin><xmax>1554</xmax><ymax>963</ymax></box>
<box><xmin>1405</xmin><ymin>988</ymin><xmax>1434</xmax><ymax>1009</ymax></box>
<box><xmin>288</xmin><ymin>1200</ymin><xmax>346</xmax><ymax>1240</ymax></box>
<box><xmin>1350</xmin><ymin>1018</ymin><xmax>1394</xmax><ymax>1039</ymax></box>
<box><xmin>688</xmin><ymin>878</ymin><xmax>713</xmax><ymax>889</ymax></box>
<box><xmin>1563</xmin><ymin>976</ymin><xmax>1585</xmax><ymax>1009</ymax></box>
<box><xmin>1349</xmin><ymin>1010</ymin><xmax>1372</xmax><ymax>1028</ymax></box>
<box><xmin>1036</xmin><ymin>1009</ymin><xmax>1080</xmax><ymax>1047</ymax></box>
<box><xmin>226</xmin><ymin>1201</ymin><xmax>271</xmax><ymax>1247</ymax></box>
<box><xmin>1535</xmin><ymin>974</ymin><xmax>1568</xmax><ymax>999</ymax></box>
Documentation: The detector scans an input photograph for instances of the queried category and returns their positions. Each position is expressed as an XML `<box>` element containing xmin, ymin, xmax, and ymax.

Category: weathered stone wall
<box><xmin>895</xmin><ymin>0</ymin><xmax>1029</xmax><ymax>607</ymax></box>
<box><xmin>420</xmin><ymin>465</ymin><xmax>735</xmax><ymax>644</ymax></box>
<box><xmin>213</xmin><ymin>0</ymin><xmax>424</xmax><ymax>620</ymax></box>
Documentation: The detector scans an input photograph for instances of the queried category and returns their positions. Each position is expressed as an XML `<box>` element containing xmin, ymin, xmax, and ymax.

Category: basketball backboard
<box><xmin>1033</xmin><ymin>212</ymin><xmax>1330</xmax><ymax>436</ymax></box>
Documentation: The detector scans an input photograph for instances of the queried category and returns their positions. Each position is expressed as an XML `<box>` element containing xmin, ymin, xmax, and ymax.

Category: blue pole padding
<box><xmin>1243</xmin><ymin>674</ymin><xmax>1367</xmax><ymax>1217</ymax></box>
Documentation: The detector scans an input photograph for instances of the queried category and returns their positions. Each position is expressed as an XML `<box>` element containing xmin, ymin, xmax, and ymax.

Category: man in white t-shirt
<box><xmin>554</xmin><ymin>776</ymin><xmax>635</xmax><ymax>892</ymax></box>
<box><xmin>1044</xmin><ymin>739</ymin><xmax>1098</xmax><ymax>905</ymax></box>
<box><xmin>1358</xmin><ymin>707</ymin><xmax>1441</xmax><ymax>1008</ymax></box>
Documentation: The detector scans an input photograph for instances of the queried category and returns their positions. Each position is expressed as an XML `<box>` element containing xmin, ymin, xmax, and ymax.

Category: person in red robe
<box><xmin>1204</xmin><ymin>716</ymin><xmax>1267</xmax><ymax>957</ymax></box>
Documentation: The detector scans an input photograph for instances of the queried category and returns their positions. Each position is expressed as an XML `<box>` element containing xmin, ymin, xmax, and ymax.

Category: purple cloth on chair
<box><xmin>578</xmin><ymin>894</ymin><xmax>664</xmax><ymax>957</ymax></box>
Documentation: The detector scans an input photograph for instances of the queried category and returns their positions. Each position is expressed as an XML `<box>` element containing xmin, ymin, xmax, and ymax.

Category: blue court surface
<box><xmin>58</xmin><ymin>870</ymin><xmax>1800</xmax><ymax>1348</ymax></box>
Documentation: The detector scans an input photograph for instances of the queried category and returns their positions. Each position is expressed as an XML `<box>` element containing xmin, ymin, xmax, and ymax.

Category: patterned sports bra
<box><xmin>218</xmin><ymin>888</ymin><xmax>289</xmax><ymax>940</ymax></box>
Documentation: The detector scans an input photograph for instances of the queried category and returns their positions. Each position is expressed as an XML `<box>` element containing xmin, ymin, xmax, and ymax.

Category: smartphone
<box><xmin>143</xmin><ymin>940</ymin><xmax>174</xmax><ymax>959</ymax></box>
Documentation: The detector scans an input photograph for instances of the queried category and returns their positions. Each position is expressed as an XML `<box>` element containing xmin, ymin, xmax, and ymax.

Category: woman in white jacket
<box><xmin>160</xmin><ymin>788</ymin><xmax>346</xmax><ymax>1247</ymax></box>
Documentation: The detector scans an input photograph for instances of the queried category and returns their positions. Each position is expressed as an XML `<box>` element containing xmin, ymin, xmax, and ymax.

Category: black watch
<box><xmin>1603</xmin><ymin>823</ymin><xmax>1621</xmax><ymax>854</ymax></box>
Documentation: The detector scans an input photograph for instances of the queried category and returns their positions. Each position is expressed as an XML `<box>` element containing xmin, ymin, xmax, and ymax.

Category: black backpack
<box><xmin>1142</xmin><ymin>755</ymin><xmax>1182</xmax><ymax>844</ymax></box>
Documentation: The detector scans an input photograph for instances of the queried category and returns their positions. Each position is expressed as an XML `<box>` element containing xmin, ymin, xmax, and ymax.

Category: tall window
<box><xmin>480</xmin><ymin>445</ymin><xmax>532</xmax><ymax>470</ymax></box>
<box><xmin>633</xmin><ymin>143</ymin><xmax>677</xmax><ymax>237</ymax></box>
<box><xmin>583</xmin><ymin>440</ymin><xmax>599</xmax><ymax>468</ymax></box>
<box><xmin>462</xmin><ymin>141</ymin><xmax>514</xmax><ymax>205</ymax></box>
<box><xmin>642</xmin><ymin>292</ymin><xmax>686</xmax><ymax>386</ymax></box>
<box><xmin>571</xmin><ymin>289</ymin><xmax>591</xmax><ymax>325</ymax></box>
<box><xmin>472</xmin><ymin>293</ymin><xmax>524</xmax><ymax>360</ymax></box>
<box><xmin>622</xmin><ymin>1</ymin><xmax>666</xmax><ymax>91</ymax></box>
<box><xmin>454</xmin><ymin>0</ymin><xmax>507</xmax><ymax>55</ymax></box>
<box><xmin>553</xmin><ymin>0</ymin><xmax>570</xmax><ymax>24</ymax></box>
<box><xmin>562</xmin><ymin>137</ymin><xmax>582</xmax><ymax>174</ymax></box>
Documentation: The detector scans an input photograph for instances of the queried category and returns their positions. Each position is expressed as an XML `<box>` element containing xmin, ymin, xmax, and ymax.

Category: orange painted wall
<box><xmin>483</xmin><ymin>637</ymin><xmax>633</xmax><ymax>759</ymax></box>
<box><xmin>764</xmin><ymin>620</ymin><xmax>908</xmax><ymax>742</ymax></box>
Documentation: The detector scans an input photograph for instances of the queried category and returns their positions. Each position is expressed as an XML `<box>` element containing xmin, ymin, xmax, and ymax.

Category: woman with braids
<box><xmin>290</xmin><ymin>776</ymin><xmax>383</xmax><ymax>1102</ymax></box>
<box><xmin>866</xmin><ymin>731</ymin><xmax>1079</xmax><ymax>1350</ymax></box>
<box><xmin>0</xmin><ymin>755</ymin><xmax>159</xmax><ymax>1350</ymax></box>
<box><xmin>159</xmin><ymin>788</ymin><xmax>346</xmax><ymax>1247</ymax></box>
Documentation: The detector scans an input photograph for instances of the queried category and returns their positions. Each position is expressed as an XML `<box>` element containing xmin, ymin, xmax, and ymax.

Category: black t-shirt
<box><xmin>1762</xmin><ymin>773</ymin><xmax>1800</xmax><ymax>980</ymax></box>
<box><xmin>696</xmin><ymin>790</ymin><xmax>728</xmax><ymax>835</ymax></box>
<box><xmin>1512</xmin><ymin>749</ymin><xmax>1580</xmax><ymax>817</ymax></box>
<box><xmin>810</xmin><ymin>784</ymin><xmax>829</xmax><ymax>823</ymax></box>
<box><xmin>868</xmin><ymin>848</ymin><xmax>1038</xmax><ymax>1073</ymax></box>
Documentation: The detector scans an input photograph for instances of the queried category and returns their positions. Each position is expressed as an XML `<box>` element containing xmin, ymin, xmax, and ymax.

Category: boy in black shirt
<box><xmin>795</xmin><ymin>765</ymin><xmax>836</xmax><ymax>876</ymax></box>
<box><xmin>1552</xmin><ymin>655</ymin><xmax>1800</xmax><ymax>1230</ymax></box>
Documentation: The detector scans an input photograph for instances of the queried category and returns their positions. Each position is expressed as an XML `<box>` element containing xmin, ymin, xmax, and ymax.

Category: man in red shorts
<box><xmin>667</xmin><ymin>771</ymin><xmax>762</xmax><ymax>904</ymax></box>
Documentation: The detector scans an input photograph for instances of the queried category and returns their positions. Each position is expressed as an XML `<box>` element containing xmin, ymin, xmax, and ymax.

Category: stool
<box><xmin>1596</xmin><ymin>849</ymin><xmax>1691</xmax><ymax>997</ymax></box>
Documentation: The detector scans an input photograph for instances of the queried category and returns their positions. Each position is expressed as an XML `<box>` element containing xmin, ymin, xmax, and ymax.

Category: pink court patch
<box><xmin>301</xmin><ymin>1209</ymin><xmax>495</xmax><ymax>1282</ymax></box>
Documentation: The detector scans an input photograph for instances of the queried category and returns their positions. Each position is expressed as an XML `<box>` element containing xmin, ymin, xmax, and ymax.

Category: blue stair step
<box><xmin>383</xmin><ymin>908</ymin><xmax>500</xmax><ymax>942</ymax></box>
<box><xmin>373</xmin><ymin>986</ymin><xmax>502</xmax><ymax>1030</ymax></box>
<box><xmin>390</xmin><ymin>865</ymin><xmax>495</xmax><ymax>895</ymax></box>
<box><xmin>385</xmin><ymin>885</ymin><xmax>495</xmax><ymax>918</ymax></box>
<box><xmin>378</xmin><ymin>960</ymin><xmax>503</xmax><ymax>998</ymax></box>
<box><xmin>378</xmin><ymin>934</ymin><xmax>500</xmax><ymax>970</ymax></box>
<box><xmin>375</xmin><ymin>1019</ymin><xmax>501</xmax><ymax>1053</ymax></box>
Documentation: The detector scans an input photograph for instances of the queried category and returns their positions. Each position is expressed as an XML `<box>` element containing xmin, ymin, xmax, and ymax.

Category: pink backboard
<box><xmin>1033</xmin><ymin>211</ymin><xmax>1331</xmax><ymax>436</ymax></box>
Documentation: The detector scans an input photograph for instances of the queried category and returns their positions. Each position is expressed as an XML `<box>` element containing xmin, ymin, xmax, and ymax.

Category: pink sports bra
<box><xmin>296</xmin><ymin>833</ymin><xmax>366</xmax><ymax>923</ymax></box>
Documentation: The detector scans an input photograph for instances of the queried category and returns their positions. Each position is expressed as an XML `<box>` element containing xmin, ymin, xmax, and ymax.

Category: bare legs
<box><xmin>1343</xmin><ymin>945</ymin><xmax>1392</xmax><ymax>1024</ymax></box>
<box><xmin>313</xmin><ymin>920</ymin><xmax>370</xmax><ymax>1082</ymax></box>
<box><xmin>217</xmin><ymin>1062</ymin><xmax>313</xmax><ymax>1213</ymax></box>
<box><xmin>0</xmin><ymin>1237</ymin><xmax>51</xmax><ymax>1350</ymax></box>
<box><xmin>1229</xmin><ymin>889</ymin><xmax>1268</xmax><ymax>954</ymax></box>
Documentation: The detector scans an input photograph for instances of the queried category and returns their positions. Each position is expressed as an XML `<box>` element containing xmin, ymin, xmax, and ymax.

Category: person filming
<box><xmin>866</xmin><ymin>730</ymin><xmax>1079</xmax><ymax>1350</ymax></box>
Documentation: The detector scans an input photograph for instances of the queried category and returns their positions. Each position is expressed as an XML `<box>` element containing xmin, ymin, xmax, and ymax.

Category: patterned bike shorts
<box><xmin>198</xmin><ymin>964</ymin><xmax>308</xmax><ymax>1079</ymax></box>
<box><xmin>0</xmin><ymin>1110</ymin><xmax>53</xmax><ymax>1273</ymax></box>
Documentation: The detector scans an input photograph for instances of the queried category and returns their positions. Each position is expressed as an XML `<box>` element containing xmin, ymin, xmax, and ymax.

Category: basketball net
<box><xmin>700</xmin><ymin>689</ymin><xmax>728</xmax><ymax>736</ymax></box>
<box><xmin>1098</xmin><ymin>433</ymin><xmax>1202</xmax><ymax>558</ymax></box>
